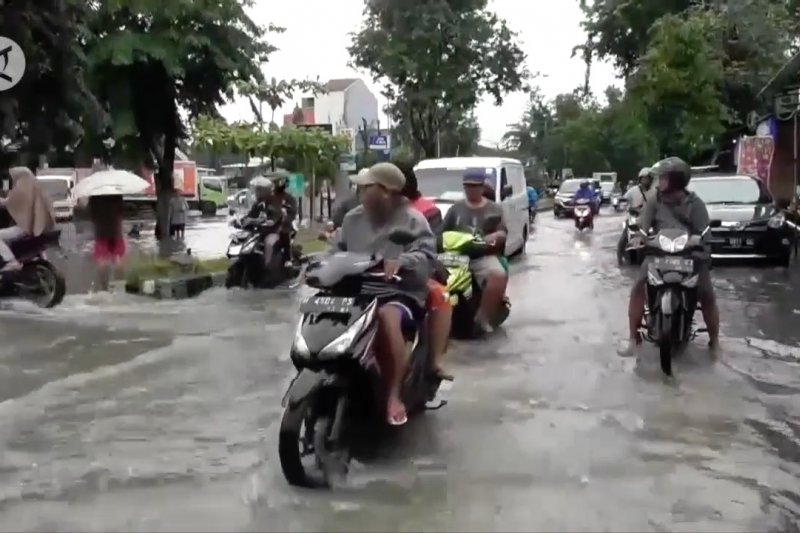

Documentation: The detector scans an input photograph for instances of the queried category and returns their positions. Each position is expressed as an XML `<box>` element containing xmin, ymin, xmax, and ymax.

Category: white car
<box><xmin>414</xmin><ymin>157</ymin><xmax>530</xmax><ymax>256</ymax></box>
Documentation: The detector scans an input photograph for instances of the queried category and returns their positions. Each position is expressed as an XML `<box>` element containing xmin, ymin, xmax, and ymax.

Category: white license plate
<box><xmin>729</xmin><ymin>238</ymin><xmax>742</xmax><ymax>247</ymax></box>
<box><xmin>437</xmin><ymin>253</ymin><xmax>470</xmax><ymax>267</ymax></box>
<box><xmin>228</xmin><ymin>244</ymin><xmax>241</xmax><ymax>256</ymax></box>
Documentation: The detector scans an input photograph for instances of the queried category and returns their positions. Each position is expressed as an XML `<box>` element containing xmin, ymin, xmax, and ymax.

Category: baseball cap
<box><xmin>351</xmin><ymin>162</ymin><xmax>406</xmax><ymax>191</ymax></box>
<box><xmin>463</xmin><ymin>168</ymin><xmax>489</xmax><ymax>185</ymax></box>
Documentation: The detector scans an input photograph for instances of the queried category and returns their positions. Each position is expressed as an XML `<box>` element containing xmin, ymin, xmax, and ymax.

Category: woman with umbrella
<box><xmin>74</xmin><ymin>169</ymin><xmax>149</xmax><ymax>290</ymax></box>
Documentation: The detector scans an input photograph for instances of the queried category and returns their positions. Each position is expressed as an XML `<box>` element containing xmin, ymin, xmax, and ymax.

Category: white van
<box><xmin>414</xmin><ymin>157</ymin><xmax>529</xmax><ymax>256</ymax></box>
<box><xmin>36</xmin><ymin>173</ymin><xmax>76</xmax><ymax>221</ymax></box>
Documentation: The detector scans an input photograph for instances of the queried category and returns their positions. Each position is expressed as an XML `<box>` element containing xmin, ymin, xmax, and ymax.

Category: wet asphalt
<box><xmin>1</xmin><ymin>209</ymin><xmax>800</xmax><ymax>531</ymax></box>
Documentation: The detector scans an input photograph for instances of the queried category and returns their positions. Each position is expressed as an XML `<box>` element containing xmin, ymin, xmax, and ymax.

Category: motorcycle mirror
<box><xmin>388</xmin><ymin>229</ymin><xmax>416</xmax><ymax>246</ymax></box>
<box><xmin>709</xmin><ymin>219</ymin><xmax>722</xmax><ymax>228</ymax></box>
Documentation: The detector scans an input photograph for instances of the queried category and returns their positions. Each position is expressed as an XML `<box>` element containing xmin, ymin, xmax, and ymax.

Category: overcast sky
<box><xmin>219</xmin><ymin>0</ymin><xmax>620</xmax><ymax>146</ymax></box>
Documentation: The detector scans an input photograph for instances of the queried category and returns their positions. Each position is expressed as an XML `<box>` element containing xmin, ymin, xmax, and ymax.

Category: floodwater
<box><xmin>1</xmin><ymin>209</ymin><xmax>799</xmax><ymax>532</ymax></box>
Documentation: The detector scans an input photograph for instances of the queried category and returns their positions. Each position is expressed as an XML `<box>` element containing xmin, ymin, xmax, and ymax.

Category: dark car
<box><xmin>688</xmin><ymin>174</ymin><xmax>793</xmax><ymax>266</ymax></box>
<box><xmin>553</xmin><ymin>179</ymin><xmax>583</xmax><ymax>218</ymax></box>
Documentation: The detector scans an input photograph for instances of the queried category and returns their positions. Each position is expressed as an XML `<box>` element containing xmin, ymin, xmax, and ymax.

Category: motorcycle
<box><xmin>438</xmin><ymin>229</ymin><xmax>510</xmax><ymax>338</ymax></box>
<box><xmin>637</xmin><ymin>223</ymin><xmax>719</xmax><ymax>376</ymax></box>
<box><xmin>574</xmin><ymin>198</ymin><xmax>594</xmax><ymax>231</ymax></box>
<box><xmin>279</xmin><ymin>230</ymin><xmax>443</xmax><ymax>488</ymax></box>
<box><xmin>612</xmin><ymin>194</ymin><xmax>628</xmax><ymax>213</ymax></box>
<box><xmin>0</xmin><ymin>229</ymin><xmax>66</xmax><ymax>308</ymax></box>
<box><xmin>225</xmin><ymin>213</ymin><xmax>301</xmax><ymax>288</ymax></box>
<box><xmin>619</xmin><ymin>207</ymin><xmax>644</xmax><ymax>265</ymax></box>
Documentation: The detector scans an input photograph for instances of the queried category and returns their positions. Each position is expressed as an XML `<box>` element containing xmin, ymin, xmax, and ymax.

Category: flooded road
<box><xmin>2</xmin><ymin>210</ymin><xmax>800</xmax><ymax>531</ymax></box>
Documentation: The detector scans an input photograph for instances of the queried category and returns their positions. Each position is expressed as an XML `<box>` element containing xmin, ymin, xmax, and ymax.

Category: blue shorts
<box><xmin>384</xmin><ymin>300</ymin><xmax>418</xmax><ymax>333</ymax></box>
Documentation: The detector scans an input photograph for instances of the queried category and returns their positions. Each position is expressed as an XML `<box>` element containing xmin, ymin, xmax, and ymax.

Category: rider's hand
<box><xmin>485</xmin><ymin>231</ymin><xmax>504</xmax><ymax>246</ymax></box>
<box><xmin>383</xmin><ymin>259</ymin><xmax>400</xmax><ymax>279</ymax></box>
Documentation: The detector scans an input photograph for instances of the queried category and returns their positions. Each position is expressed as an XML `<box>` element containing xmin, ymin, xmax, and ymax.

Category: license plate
<box><xmin>437</xmin><ymin>253</ymin><xmax>470</xmax><ymax>267</ymax></box>
<box><xmin>729</xmin><ymin>237</ymin><xmax>742</xmax><ymax>247</ymax></box>
<box><xmin>300</xmin><ymin>296</ymin><xmax>355</xmax><ymax>314</ymax></box>
<box><xmin>228</xmin><ymin>244</ymin><xmax>241</xmax><ymax>256</ymax></box>
<box><xmin>653</xmin><ymin>256</ymin><xmax>694</xmax><ymax>272</ymax></box>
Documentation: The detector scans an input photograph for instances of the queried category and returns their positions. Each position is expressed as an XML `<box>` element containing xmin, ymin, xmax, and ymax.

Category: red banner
<box><xmin>737</xmin><ymin>135</ymin><xmax>775</xmax><ymax>186</ymax></box>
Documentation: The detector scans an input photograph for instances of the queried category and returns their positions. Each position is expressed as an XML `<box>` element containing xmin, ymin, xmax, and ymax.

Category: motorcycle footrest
<box><xmin>425</xmin><ymin>399</ymin><xmax>447</xmax><ymax>410</ymax></box>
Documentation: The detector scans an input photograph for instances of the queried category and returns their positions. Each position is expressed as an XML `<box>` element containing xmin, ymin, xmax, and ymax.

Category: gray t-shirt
<box><xmin>440</xmin><ymin>200</ymin><xmax>507</xmax><ymax>236</ymax></box>
<box><xmin>623</xmin><ymin>184</ymin><xmax>655</xmax><ymax>209</ymax></box>
<box><xmin>329</xmin><ymin>202</ymin><xmax>435</xmax><ymax>306</ymax></box>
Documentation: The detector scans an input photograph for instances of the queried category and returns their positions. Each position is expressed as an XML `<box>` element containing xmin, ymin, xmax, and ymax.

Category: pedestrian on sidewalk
<box><xmin>88</xmin><ymin>194</ymin><xmax>126</xmax><ymax>291</ymax></box>
<box><xmin>169</xmin><ymin>190</ymin><xmax>188</xmax><ymax>239</ymax></box>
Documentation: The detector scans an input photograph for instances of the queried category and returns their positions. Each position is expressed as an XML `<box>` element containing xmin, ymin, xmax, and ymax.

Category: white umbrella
<box><xmin>73</xmin><ymin>169</ymin><xmax>150</xmax><ymax>198</ymax></box>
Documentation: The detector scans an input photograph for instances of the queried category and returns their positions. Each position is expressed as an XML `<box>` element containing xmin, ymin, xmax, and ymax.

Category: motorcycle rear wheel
<box><xmin>19</xmin><ymin>261</ymin><xmax>65</xmax><ymax>308</ymax></box>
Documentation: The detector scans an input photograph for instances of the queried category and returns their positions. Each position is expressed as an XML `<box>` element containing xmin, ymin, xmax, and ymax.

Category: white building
<box><xmin>305</xmin><ymin>78</ymin><xmax>379</xmax><ymax>133</ymax></box>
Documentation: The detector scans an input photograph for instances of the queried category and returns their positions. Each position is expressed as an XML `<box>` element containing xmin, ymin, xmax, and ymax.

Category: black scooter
<box><xmin>619</xmin><ymin>207</ymin><xmax>644</xmax><ymax>265</ymax></box>
<box><xmin>279</xmin><ymin>230</ymin><xmax>443</xmax><ymax>488</ymax></box>
<box><xmin>0</xmin><ymin>217</ymin><xmax>65</xmax><ymax>308</ymax></box>
<box><xmin>225</xmin><ymin>213</ymin><xmax>300</xmax><ymax>288</ymax></box>
<box><xmin>637</xmin><ymin>222</ymin><xmax>719</xmax><ymax>375</ymax></box>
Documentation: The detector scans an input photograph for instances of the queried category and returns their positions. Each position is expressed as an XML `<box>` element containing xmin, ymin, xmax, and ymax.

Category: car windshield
<box><xmin>37</xmin><ymin>179</ymin><xmax>69</xmax><ymax>200</ymax></box>
<box><xmin>558</xmin><ymin>180</ymin><xmax>582</xmax><ymax>194</ymax></box>
<box><xmin>688</xmin><ymin>177</ymin><xmax>768</xmax><ymax>204</ymax></box>
<box><xmin>415</xmin><ymin>167</ymin><xmax>495</xmax><ymax>199</ymax></box>
<box><xmin>601</xmin><ymin>182</ymin><xmax>614</xmax><ymax>192</ymax></box>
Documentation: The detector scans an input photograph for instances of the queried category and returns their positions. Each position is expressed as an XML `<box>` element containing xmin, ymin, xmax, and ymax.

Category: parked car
<box><xmin>553</xmin><ymin>179</ymin><xmax>583</xmax><ymax>218</ymax></box>
<box><xmin>688</xmin><ymin>174</ymin><xmax>794</xmax><ymax>266</ymax></box>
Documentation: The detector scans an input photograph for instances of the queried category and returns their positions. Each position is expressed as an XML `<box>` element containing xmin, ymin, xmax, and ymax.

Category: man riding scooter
<box><xmin>268</xmin><ymin>172</ymin><xmax>299</xmax><ymax>264</ymax></box>
<box><xmin>617</xmin><ymin>167</ymin><xmax>656</xmax><ymax>261</ymax></box>
<box><xmin>440</xmin><ymin>168</ymin><xmax>508</xmax><ymax>334</ymax></box>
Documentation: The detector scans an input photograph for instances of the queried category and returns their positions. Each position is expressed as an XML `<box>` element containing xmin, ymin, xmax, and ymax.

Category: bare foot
<box><xmin>618</xmin><ymin>338</ymin><xmax>641</xmax><ymax>357</ymax></box>
<box><xmin>386</xmin><ymin>396</ymin><xmax>407</xmax><ymax>426</ymax></box>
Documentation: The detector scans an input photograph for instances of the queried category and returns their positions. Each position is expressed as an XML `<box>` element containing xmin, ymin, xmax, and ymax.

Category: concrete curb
<box><xmin>126</xmin><ymin>271</ymin><xmax>226</xmax><ymax>299</ymax></box>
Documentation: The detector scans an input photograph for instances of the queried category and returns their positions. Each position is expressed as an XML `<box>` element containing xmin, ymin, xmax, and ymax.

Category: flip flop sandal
<box><xmin>387</xmin><ymin>408</ymin><xmax>408</xmax><ymax>426</ymax></box>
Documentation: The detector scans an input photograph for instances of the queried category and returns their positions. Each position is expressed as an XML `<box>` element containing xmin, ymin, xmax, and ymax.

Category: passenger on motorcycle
<box><xmin>620</xmin><ymin>157</ymin><xmax>720</xmax><ymax>356</ymax></box>
<box><xmin>269</xmin><ymin>172</ymin><xmax>299</xmax><ymax>263</ymax></box>
<box><xmin>0</xmin><ymin>167</ymin><xmax>56</xmax><ymax>271</ymax></box>
<box><xmin>440</xmin><ymin>168</ymin><xmax>508</xmax><ymax>334</ymax></box>
<box><xmin>330</xmin><ymin>162</ymin><xmax>436</xmax><ymax>426</ymax></box>
<box><xmin>617</xmin><ymin>167</ymin><xmax>656</xmax><ymax>258</ymax></box>
<box><xmin>395</xmin><ymin>160</ymin><xmax>453</xmax><ymax>380</ymax></box>
<box><xmin>243</xmin><ymin>179</ymin><xmax>287</xmax><ymax>266</ymax></box>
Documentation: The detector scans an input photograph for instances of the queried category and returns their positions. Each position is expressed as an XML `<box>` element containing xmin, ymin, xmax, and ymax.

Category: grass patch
<box><xmin>124</xmin><ymin>255</ymin><xmax>229</xmax><ymax>288</ymax></box>
<box><xmin>296</xmin><ymin>228</ymin><xmax>330</xmax><ymax>254</ymax></box>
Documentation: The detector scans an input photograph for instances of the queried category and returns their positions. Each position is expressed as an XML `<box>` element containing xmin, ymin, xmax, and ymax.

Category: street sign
<box><xmin>288</xmin><ymin>173</ymin><xmax>305</xmax><ymax>198</ymax></box>
<box><xmin>339</xmin><ymin>154</ymin><xmax>356</xmax><ymax>172</ymax></box>
<box><xmin>296</xmin><ymin>124</ymin><xmax>333</xmax><ymax>134</ymax></box>
<box><xmin>368</xmin><ymin>133</ymin><xmax>389</xmax><ymax>150</ymax></box>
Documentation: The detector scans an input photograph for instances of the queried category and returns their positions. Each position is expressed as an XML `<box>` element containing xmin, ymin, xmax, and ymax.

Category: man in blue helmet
<box><xmin>440</xmin><ymin>168</ymin><xmax>508</xmax><ymax>334</ymax></box>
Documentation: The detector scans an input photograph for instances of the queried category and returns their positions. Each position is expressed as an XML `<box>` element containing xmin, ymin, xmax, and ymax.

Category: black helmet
<box><xmin>394</xmin><ymin>160</ymin><xmax>420</xmax><ymax>200</ymax></box>
<box><xmin>652</xmin><ymin>156</ymin><xmax>691</xmax><ymax>190</ymax></box>
<box><xmin>579</xmin><ymin>180</ymin><xmax>589</xmax><ymax>189</ymax></box>
<box><xmin>272</xmin><ymin>171</ymin><xmax>289</xmax><ymax>190</ymax></box>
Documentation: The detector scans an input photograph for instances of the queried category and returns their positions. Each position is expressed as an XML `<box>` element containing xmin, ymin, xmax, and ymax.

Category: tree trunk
<box><xmin>155</xmin><ymin>79</ymin><xmax>178</xmax><ymax>256</ymax></box>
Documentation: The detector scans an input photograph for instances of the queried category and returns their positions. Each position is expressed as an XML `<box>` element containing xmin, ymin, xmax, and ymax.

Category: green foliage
<box><xmin>84</xmin><ymin>0</ymin><xmax>277</xmax><ymax>190</ymax></box>
<box><xmin>237</xmin><ymin>77</ymin><xmax>326</xmax><ymax>127</ymax></box>
<box><xmin>578</xmin><ymin>0</ymin><xmax>796</xmax><ymax>163</ymax></box>
<box><xmin>0</xmin><ymin>0</ymin><xmax>102</xmax><ymax>167</ymax></box>
<box><xmin>349</xmin><ymin>0</ymin><xmax>527</xmax><ymax>158</ymax></box>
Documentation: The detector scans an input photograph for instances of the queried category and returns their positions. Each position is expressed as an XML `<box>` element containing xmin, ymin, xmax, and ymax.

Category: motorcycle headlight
<box><xmin>319</xmin><ymin>301</ymin><xmax>377</xmax><ymax>357</ymax></box>
<box><xmin>241</xmin><ymin>238</ymin><xmax>257</xmax><ymax>253</ymax></box>
<box><xmin>768</xmin><ymin>213</ymin><xmax>786</xmax><ymax>229</ymax></box>
<box><xmin>658</xmin><ymin>234</ymin><xmax>688</xmax><ymax>253</ymax></box>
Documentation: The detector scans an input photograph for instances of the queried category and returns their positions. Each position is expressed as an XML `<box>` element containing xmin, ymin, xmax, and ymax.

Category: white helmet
<box><xmin>638</xmin><ymin>167</ymin><xmax>652</xmax><ymax>178</ymax></box>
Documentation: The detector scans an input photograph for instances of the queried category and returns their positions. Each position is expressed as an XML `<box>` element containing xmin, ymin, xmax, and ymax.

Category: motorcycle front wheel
<box><xmin>658</xmin><ymin>314</ymin><xmax>674</xmax><ymax>376</ymax></box>
<box><xmin>279</xmin><ymin>389</ymin><xmax>350</xmax><ymax>489</ymax></box>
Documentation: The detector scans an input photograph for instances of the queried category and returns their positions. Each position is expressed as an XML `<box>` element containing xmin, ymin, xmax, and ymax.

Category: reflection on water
<box><xmin>0</xmin><ymin>213</ymin><xmax>798</xmax><ymax>531</ymax></box>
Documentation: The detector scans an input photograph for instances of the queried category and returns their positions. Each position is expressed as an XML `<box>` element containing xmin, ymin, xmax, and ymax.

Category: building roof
<box><xmin>325</xmin><ymin>78</ymin><xmax>358</xmax><ymax>92</ymax></box>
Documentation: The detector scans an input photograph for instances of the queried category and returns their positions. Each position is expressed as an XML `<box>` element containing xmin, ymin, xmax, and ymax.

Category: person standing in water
<box><xmin>88</xmin><ymin>194</ymin><xmax>126</xmax><ymax>291</ymax></box>
<box><xmin>169</xmin><ymin>190</ymin><xmax>188</xmax><ymax>239</ymax></box>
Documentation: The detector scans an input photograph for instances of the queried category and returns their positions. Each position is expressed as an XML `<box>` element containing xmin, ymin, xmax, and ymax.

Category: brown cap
<box><xmin>351</xmin><ymin>162</ymin><xmax>406</xmax><ymax>191</ymax></box>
